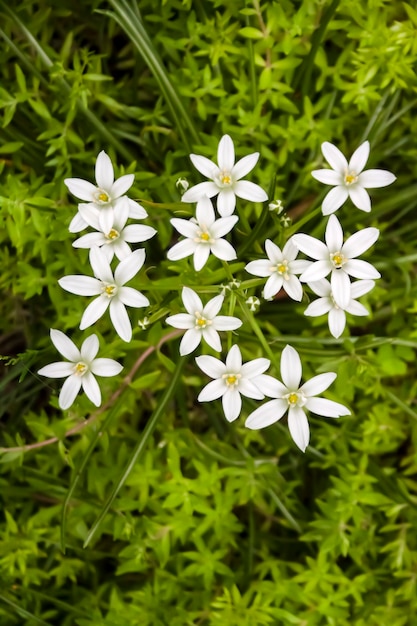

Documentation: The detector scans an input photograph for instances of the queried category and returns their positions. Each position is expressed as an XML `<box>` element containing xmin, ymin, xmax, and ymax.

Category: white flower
<box><xmin>72</xmin><ymin>196</ymin><xmax>156</xmax><ymax>262</ymax></box>
<box><xmin>38</xmin><ymin>329</ymin><xmax>123</xmax><ymax>410</ymax></box>
<box><xmin>167</xmin><ymin>195</ymin><xmax>238</xmax><ymax>271</ymax></box>
<box><xmin>245</xmin><ymin>345</ymin><xmax>350</xmax><ymax>452</ymax></box>
<box><xmin>196</xmin><ymin>345</ymin><xmax>274</xmax><ymax>422</ymax></box>
<box><xmin>268</xmin><ymin>199</ymin><xmax>284</xmax><ymax>213</ymax></box>
<box><xmin>292</xmin><ymin>214</ymin><xmax>380</xmax><ymax>309</ymax></box>
<box><xmin>246</xmin><ymin>296</ymin><xmax>261</xmax><ymax>311</ymax></box>
<box><xmin>58</xmin><ymin>247</ymin><xmax>149</xmax><ymax>342</ymax></box>
<box><xmin>181</xmin><ymin>134</ymin><xmax>268</xmax><ymax>216</ymax></box>
<box><xmin>245</xmin><ymin>238</ymin><xmax>311</xmax><ymax>301</ymax></box>
<box><xmin>312</xmin><ymin>141</ymin><xmax>396</xmax><ymax>215</ymax></box>
<box><xmin>176</xmin><ymin>177</ymin><xmax>189</xmax><ymax>193</ymax></box>
<box><xmin>166</xmin><ymin>287</ymin><xmax>242</xmax><ymax>355</ymax></box>
<box><xmin>304</xmin><ymin>278</ymin><xmax>375</xmax><ymax>338</ymax></box>
<box><xmin>65</xmin><ymin>151</ymin><xmax>147</xmax><ymax>233</ymax></box>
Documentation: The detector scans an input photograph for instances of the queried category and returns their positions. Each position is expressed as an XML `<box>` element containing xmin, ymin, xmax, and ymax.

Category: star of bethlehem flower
<box><xmin>196</xmin><ymin>344</ymin><xmax>277</xmax><ymax>422</ymax></box>
<box><xmin>167</xmin><ymin>195</ymin><xmax>238</xmax><ymax>271</ymax></box>
<box><xmin>165</xmin><ymin>287</ymin><xmax>242</xmax><ymax>355</ymax></box>
<box><xmin>245</xmin><ymin>238</ymin><xmax>311</xmax><ymax>301</ymax></box>
<box><xmin>38</xmin><ymin>329</ymin><xmax>123</xmax><ymax>410</ymax></box>
<box><xmin>245</xmin><ymin>345</ymin><xmax>350</xmax><ymax>452</ymax></box>
<box><xmin>65</xmin><ymin>150</ymin><xmax>147</xmax><ymax>233</ymax></box>
<box><xmin>292</xmin><ymin>214</ymin><xmax>380</xmax><ymax>309</ymax></box>
<box><xmin>304</xmin><ymin>278</ymin><xmax>375</xmax><ymax>338</ymax></box>
<box><xmin>181</xmin><ymin>134</ymin><xmax>268</xmax><ymax>217</ymax></box>
<box><xmin>72</xmin><ymin>196</ymin><xmax>156</xmax><ymax>262</ymax></box>
<box><xmin>312</xmin><ymin>140</ymin><xmax>396</xmax><ymax>215</ymax></box>
<box><xmin>58</xmin><ymin>247</ymin><xmax>149</xmax><ymax>342</ymax></box>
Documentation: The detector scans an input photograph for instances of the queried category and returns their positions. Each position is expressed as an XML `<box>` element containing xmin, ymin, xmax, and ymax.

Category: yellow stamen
<box><xmin>288</xmin><ymin>392</ymin><xmax>298</xmax><ymax>405</ymax></box>
<box><xmin>106</xmin><ymin>228</ymin><xmax>119</xmax><ymax>240</ymax></box>
<box><xmin>331</xmin><ymin>252</ymin><xmax>345</xmax><ymax>268</ymax></box>
<box><xmin>196</xmin><ymin>317</ymin><xmax>206</xmax><ymax>327</ymax></box>
<box><xmin>98</xmin><ymin>192</ymin><xmax>109</xmax><ymax>202</ymax></box>
<box><xmin>221</xmin><ymin>174</ymin><xmax>232</xmax><ymax>185</ymax></box>
<box><xmin>74</xmin><ymin>362</ymin><xmax>87</xmax><ymax>376</ymax></box>
<box><xmin>344</xmin><ymin>172</ymin><xmax>357</xmax><ymax>185</ymax></box>
<box><xmin>200</xmin><ymin>232</ymin><xmax>210</xmax><ymax>242</ymax></box>
<box><xmin>103</xmin><ymin>284</ymin><xmax>117</xmax><ymax>297</ymax></box>
<box><xmin>226</xmin><ymin>375</ymin><xmax>237</xmax><ymax>386</ymax></box>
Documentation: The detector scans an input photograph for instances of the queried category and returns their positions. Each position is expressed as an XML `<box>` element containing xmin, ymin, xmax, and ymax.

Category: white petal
<box><xmin>38</xmin><ymin>362</ymin><xmax>74</xmax><ymax>378</ymax></box>
<box><xmin>201</xmin><ymin>326</ymin><xmax>221</xmax><ymax>352</ymax></box>
<box><xmin>81</xmin><ymin>372</ymin><xmax>101</xmax><ymax>407</ymax></box>
<box><xmin>210</xmin><ymin>239</ymin><xmax>237</xmax><ymax>262</ymax></box>
<box><xmin>350</xmin><ymin>279</ymin><xmax>375</xmax><ymax>299</ymax></box>
<box><xmin>217</xmin><ymin>190</ymin><xmax>236</xmax><ymax>217</ymax></box>
<box><xmin>193</xmin><ymin>244</ymin><xmax>211</xmax><ymax>271</ymax></box>
<box><xmin>283</xmin><ymin>275</ymin><xmax>303</xmax><ymax>302</ymax></box>
<box><xmin>222</xmin><ymin>388</ymin><xmax>241</xmax><ymax>422</ymax></box>
<box><xmin>117</xmin><ymin>286</ymin><xmax>149</xmax><ymax>308</ymax></box>
<box><xmin>50</xmin><ymin>329</ymin><xmax>80</xmax><ymax>361</ymax></box>
<box><xmin>78</xmin><ymin>203</ymin><xmax>101</xmax><ymax>230</ymax></box>
<box><xmin>198</xmin><ymin>378</ymin><xmax>226</xmax><ymax>401</ymax></box>
<box><xmin>232</xmin><ymin>152</ymin><xmax>259</xmax><ymax>180</ymax></box>
<box><xmin>95</xmin><ymin>151</ymin><xmax>114</xmax><ymax>189</ymax></box>
<box><xmin>304</xmin><ymin>298</ymin><xmax>332</xmax><ymax>317</ymax></box>
<box><xmin>264</xmin><ymin>239</ymin><xmax>282</xmax><ymax>263</ymax></box>
<box><xmin>80</xmin><ymin>334</ymin><xmax>99</xmax><ymax>362</ymax></box>
<box><xmin>348</xmin><ymin>141</ymin><xmax>370</xmax><ymax>173</ymax></box>
<box><xmin>252</xmin><ymin>375</ymin><xmax>287</xmax><ymax>398</ymax></box>
<box><xmin>299</xmin><ymin>260</ymin><xmax>332</xmax><ymax>282</ymax></box>
<box><xmin>195</xmin><ymin>354</ymin><xmax>225</xmax><ymax>379</ymax></box>
<box><xmin>238</xmin><ymin>378</ymin><xmax>265</xmax><ymax>400</ymax></box>
<box><xmin>281</xmin><ymin>238</ymin><xmax>299</xmax><ymax>261</ymax></box>
<box><xmin>68</xmin><ymin>211</ymin><xmax>88</xmax><ymax>233</ymax></box>
<box><xmin>292</xmin><ymin>234</ymin><xmax>328</xmax><ymax>260</ymax></box>
<box><xmin>115</xmin><ymin>249</ymin><xmax>146</xmax><ymax>285</ymax></box>
<box><xmin>212</xmin><ymin>315</ymin><xmax>242</xmax><ymax>331</ymax></box>
<box><xmin>112</xmin><ymin>240</ymin><xmax>132</xmax><ymax>261</ymax></box>
<box><xmin>280</xmin><ymin>345</ymin><xmax>302</xmax><ymax>390</ymax></box>
<box><xmin>322</xmin><ymin>186</ymin><xmax>349</xmax><ymax>215</ymax></box>
<box><xmin>98</xmin><ymin>205</ymin><xmax>115</xmax><ymax>233</ymax></box>
<box><xmin>307</xmin><ymin>278</ymin><xmax>331</xmax><ymax>297</ymax></box>
<box><xmin>181</xmin><ymin>182</ymin><xmax>219</xmax><ymax>202</ymax></box>
<box><xmin>80</xmin><ymin>296</ymin><xmax>110</xmax><ymax>329</ymax></box>
<box><xmin>263</xmin><ymin>274</ymin><xmax>283</xmax><ymax>299</ymax></box>
<box><xmin>245</xmin><ymin>399</ymin><xmax>287</xmax><ymax>429</ymax></box>
<box><xmin>226</xmin><ymin>345</ymin><xmax>242</xmax><ymax>371</ymax></box>
<box><xmin>58</xmin><ymin>275</ymin><xmax>102</xmax><ymax>297</ymax></box>
<box><xmin>241</xmin><ymin>357</ymin><xmax>270</xmax><ymax>378</ymax></box>
<box><xmin>330</xmin><ymin>270</ymin><xmax>351</xmax><ymax>308</ymax></box>
<box><xmin>64</xmin><ymin>178</ymin><xmax>97</xmax><ymax>202</ymax></box>
<box><xmin>343</xmin><ymin>259</ymin><xmax>381</xmax><ymax>280</ymax></box>
<box><xmin>328</xmin><ymin>308</ymin><xmax>346</xmax><ymax>338</ymax></box>
<box><xmin>345</xmin><ymin>301</ymin><xmax>369</xmax><ymax>316</ymax></box>
<box><xmin>288</xmin><ymin>407</ymin><xmax>310</xmax><ymax>452</ymax></box>
<box><xmin>90</xmin><ymin>247</ymin><xmax>113</xmax><ymax>283</ymax></box>
<box><xmin>311</xmin><ymin>169</ymin><xmax>343</xmax><ymax>185</ymax></box>
<box><xmin>202</xmin><ymin>294</ymin><xmax>224</xmax><ymax>319</ymax></box>
<box><xmin>289</xmin><ymin>259</ymin><xmax>312</xmax><ymax>275</ymax></box>
<box><xmin>179</xmin><ymin>329</ymin><xmax>202</xmax><ymax>355</ymax></box>
<box><xmin>189</xmin><ymin>154</ymin><xmax>218</xmax><ymax>179</ymax></box>
<box><xmin>165</xmin><ymin>313</ymin><xmax>194</xmax><ymax>329</ymax></box>
<box><xmin>110</xmin><ymin>299</ymin><xmax>132</xmax><ymax>342</ymax></box>
<box><xmin>300</xmin><ymin>372</ymin><xmax>336</xmax><ymax>397</ymax></box>
<box><xmin>234</xmin><ymin>180</ymin><xmax>268</xmax><ymax>202</ymax></box>
<box><xmin>245</xmin><ymin>259</ymin><xmax>273</xmax><ymax>278</ymax></box>
<box><xmin>217</xmin><ymin>134</ymin><xmax>235</xmax><ymax>171</ymax></box>
<box><xmin>123</xmin><ymin>224</ymin><xmax>156</xmax><ymax>243</ymax></box>
<box><xmin>182</xmin><ymin>286</ymin><xmax>203</xmax><ymax>315</ymax></box>
<box><xmin>73</xmin><ymin>232</ymin><xmax>107</xmax><ymax>249</ymax></box>
<box><xmin>167</xmin><ymin>239</ymin><xmax>196</xmax><ymax>261</ymax></box>
<box><xmin>210</xmin><ymin>215</ymin><xmax>238</xmax><ymax>238</ymax></box>
<box><xmin>111</xmin><ymin>174</ymin><xmax>134</xmax><ymax>198</ymax></box>
<box><xmin>325</xmin><ymin>215</ymin><xmax>344</xmax><ymax>251</ymax></box>
<box><xmin>358</xmin><ymin>169</ymin><xmax>396</xmax><ymax>189</ymax></box>
<box><xmin>305</xmin><ymin>397</ymin><xmax>350</xmax><ymax>417</ymax></box>
<box><xmin>170</xmin><ymin>218</ymin><xmax>199</xmax><ymax>239</ymax></box>
<box><xmin>59</xmin><ymin>375</ymin><xmax>82</xmax><ymax>410</ymax></box>
<box><xmin>342</xmin><ymin>227</ymin><xmax>379</xmax><ymax>259</ymax></box>
<box><xmin>112</xmin><ymin>195</ymin><xmax>130</xmax><ymax>229</ymax></box>
<box><xmin>348</xmin><ymin>185</ymin><xmax>371</xmax><ymax>212</ymax></box>
<box><xmin>196</xmin><ymin>195</ymin><xmax>216</xmax><ymax>225</ymax></box>
<box><xmin>90</xmin><ymin>358</ymin><xmax>123</xmax><ymax>377</ymax></box>
<box><xmin>321</xmin><ymin>142</ymin><xmax>348</xmax><ymax>172</ymax></box>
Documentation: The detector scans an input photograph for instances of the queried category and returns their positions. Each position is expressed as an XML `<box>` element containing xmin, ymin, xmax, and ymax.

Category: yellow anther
<box><xmin>74</xmin><ymin>362</ymin><xmax>87</xmax><ymax>376</ymax></box>
<box><xmin>221</xmin><ymin>174</ymin><xmax>232</xmax><ymax>185</ymax></box>
<box><xmin>288</xmin><ymin>392</ymin><xmax>298</xmax><ymax>405</ymax></box>
<box><xmin>200</xmin><ymin>232</ymin><xmax>210</xmax><ymax>242</ymax></box>
<box><xmin>277</xmin><ymin>263</ymin><xmax>287</xmax><ymax>274</ymax></box>
<box><xmin>344</xmin><ymin>172</ymin><xmax>357</xmax><ymax>185</ymax></box>
<box><xmin>196</xmin><ymin>317</ymin><xmax>207</xmax><ymax>327</ymax></box>
<box><xmin>103</xmin><ymin>284</ymin><xmax>116</xmax><ymax>297</ymax></box>
<box><xmin>226</xmin><ymin>375</ymin><xmax>237</xmax><ymax>386</ymax></box>
<box><xmin>106</xmin><ymin>228</ymin><xmax>119</xmax><ymax>240</ymax></box>
<box><xmin>331</xmin><ymin>252</ymin><xmax>345</xmax><ymax>268</ymax></box>
<box><xmin>98</xmin><ymin>192</ymin><xmax>109</xmax><ymax>202</ymax></box>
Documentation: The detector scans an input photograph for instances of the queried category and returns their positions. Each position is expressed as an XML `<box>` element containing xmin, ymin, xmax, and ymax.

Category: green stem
<box><xmin>238</xmin><ymin>300</ymin><xmax>279</xmax><ymax>370</ymax></box>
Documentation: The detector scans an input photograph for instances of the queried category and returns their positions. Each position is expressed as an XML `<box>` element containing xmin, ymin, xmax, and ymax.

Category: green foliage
<box><xmin>1</xmin><ymin>0</ymin><xmax>417</xmax><ymax>624</ymax></box>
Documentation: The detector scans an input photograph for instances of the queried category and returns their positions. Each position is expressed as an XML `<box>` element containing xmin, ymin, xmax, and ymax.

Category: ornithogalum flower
<box><xmin>293</xmin><ymin>214</ymin><xmax>380</xmax><ymax>309</ymax></box>
<box><xmin>245</xmin><ymin>238</ymin><xmax>311</xmax><ymax>301</ymax></box>
<box><xmin>181</xmin><ymin>134</ymin><xmax>268</xmax><ymax>216</ymax></box>
<box><xmin>58</xmin><ymin>247</ymin><xmax>149</xmax><ymax>342</ymax></box>
<box><xmin>196</xmin><ymin>344</ymin><xmax>274</xmax><ymax>422</ymax></box>
<box><xmin>167</xmin><ymin>195</ymin><xmax>238</xmax><ymax>271</ymax></box>
<box><xmin>304</xmin><ymin>278</ymin><xmax>375</xmax><ymax>338</ymax></box>
<box><xmin>166</xmin><ymin>287</ymin><xmax>242</xmax><ymax>355</ymax></box>
<box><xmin>72</xmin><ymin>196</ymin><xmax>156</xmax><ymax>262</ymax></box>
<box><xmin>245</xmin><ymin>345</ymin><xmax>350</xmax><ymax>452</ymax></box>
<box><xmin>312</xmin><ymin>141</ymin><xmax>396</xmax><ymax>215</ymax></box>
<box><xmin>65</xmin><ymin>150</ymin><xmax>146</xmax><ymax>232</ymax></box>
<box><xmin>38</xmin><ymin>329</ymin><xmax>123</xmax><ymax>409</ymax></box>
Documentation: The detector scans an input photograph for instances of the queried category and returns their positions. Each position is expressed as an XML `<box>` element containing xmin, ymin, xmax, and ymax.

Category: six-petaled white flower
<box><xmin>293</xmin><ymin>214</ymin><xmax>380</xmax><ymax>309</ymax></box>
<box><xmin>166</xmin><ymin>287</ymin><xmax>242</xmax><ymax>355</ymax></box>
<box><xmin>72</xmin><ymin>196</ymin><xmax>156</xmax><ymax>262</ymax></box>
<box><xmin>196</xmin><ymin>345</ymin><xmax>275</xmax><ymax>422</ymax></box>
<box><xmin>65</xmin><ymin>150</ymin><xmax>147</xmax><ymax>233</ymax></box>
<box><xmin>304</xmin><ymin>278</ymin><xmax>375</xmax><ymax>338</ymax></box>
<box><xmin>58</xmin><ymin>247</ymin><xmax>149</xmax><ymax>342</ymax></box>
<box><xmin>38</xmin><ymin>329</ymin><xmax>123</xmax><ymax>410</ymax></box>
<box><xmin>181</xmin><ymin>134</ymin><xmax>268</xmax><ymax>216</ymax></box>
<box><xmin>312</xmin><ymin>141</ymin><xmax>396</xmax><ymax>215</ymax></box>
<box><xmin>245</xmin><ymin>345</ymin><xmax>350</xmax><ymax>452</ymax></box>
<box><xmin>167</xmin><ymin>195</ymin><xmax>238</xmax><ymax>271</ymax></box>
<box><xmin>245</xmin><ymin>238</ymin><xmax>311</xmax><ymax>301</ymax></box>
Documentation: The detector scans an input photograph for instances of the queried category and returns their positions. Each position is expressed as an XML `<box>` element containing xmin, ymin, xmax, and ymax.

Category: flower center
<box><xmin>272</xmin><ymin>259</ymin><xmax>290</xmax><ymax>280</ymax></box>
<box><xmin>196</xmin><ymin>229</ymin><xmax>213</xmax><ymax>244</ymax></box>
<box><xmin>215</xmin><ymin>170</ymin><xmax>234</xmax><ymax>188</ymax></box>
<box><xmin>223</xmin><ymin>372</ymin><xmax>241</xmax><ymax>387</ymax></box>
<box><xmin>284</xmin><ymin>390</ymin><xmax>306</xmax><ymax>407</ymax></box>
<box><xmin>330</xmin><ymin>251</ymin><xmax>346</xmax><ymax>269</ymax></box>
<box><xmin>102</xmin><ymin>283</ymin><xmax>117</xmax><ymax>298</ymax></box>
<box><xmin>93</xmin><ymin>189</ymin><xmax>111</xmax><ymax>204</ymax></box>
<box><xmin>106</xmin><ymin>228</ymin><xmax>120</xmax><ymax>241</ymax></box>
<box><xmin>73</xmin><ymin>361</ymin><xmax>88</xmax><ymax>376</ymax></box>
<box><xmin>195</xmin><ymin>313</ymin><xmax>212</xmax><ymax>329</ymax></box>
<box><xmin>344</xmin><ymin>170</ymin><xmax>358</xmax><ymax>186</ymax></box>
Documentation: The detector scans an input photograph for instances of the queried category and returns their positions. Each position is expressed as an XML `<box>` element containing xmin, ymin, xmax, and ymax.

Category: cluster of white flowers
<box><xmin>38</xmin><ymin>137</ymin><xmax>395</xmax><ymax>452</ymax></box>
<box><xmin>38</xmin><ymin>151</ymin><xmax>156</xmax><ymax>408</ymax></box>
